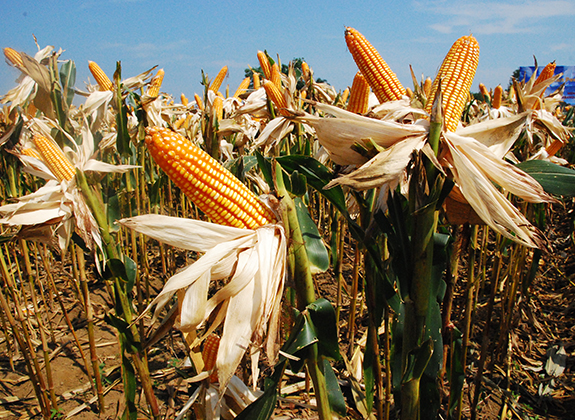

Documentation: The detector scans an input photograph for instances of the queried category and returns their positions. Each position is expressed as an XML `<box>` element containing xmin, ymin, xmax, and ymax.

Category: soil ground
<box><xmin>0</xmin><ymin>199</ymin><xmax>573</xmax><ymax>419</ymax></box>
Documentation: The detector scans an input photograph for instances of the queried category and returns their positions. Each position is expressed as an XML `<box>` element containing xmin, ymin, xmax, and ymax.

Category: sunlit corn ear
<box><xmin>425</xmin><ymin>34</ymin><xmax>480</xmax><ymax>132</ymax></box>
<box><xmin>212</xmin><ymin>95</ymin><xmax>224</xmax><ymax>121</ymax></box>
<box><xmin>340</xmin><ymin>87</ymin><xmax>350</xmax><ymax>104</ymax></box>
<box><xmin>146</xmin><ymin>68</ymin><xmax>164</xmax><ymax>97</ymax></box>
<box><xmin>257</xmin><ymin>50</ymin><xmax>272</xmax><ymax>80</ymax></box>
<box><xmin>301</xmin><ymin>61</ymin><xmax>311</xmax><ymax>82</ymax></box>
<box><xmin>233</xmin><ymin>77</ymin><xmax>250</xmax><ymax>98</ymax></box>
<box><xmin>20</xmin><ymin>147</ymin><xmax>42</xmax><ymax>160</ymax></box>
<box><xmin>31</xmin><ymin>133</ymin><xmax>75</xmax><ymax>182</ymax></box>
<box><xmin>209</xmin><ymin>65</ymin><xmax>228</xmax><ymax>93</ymax></box>
<box><xmin>534</xmin><ymin>61</ymin><xmax>556</xmax><ymax>85</ymax></box>
<box><xmin>263</xmin><ymin>80</ymin><xmax>290</xmax><ymax>117</ymax></box>
<box><xmin>492</xmin><ymin>85</ymin><xmax>503</xmax><ymax>109</ymax></box>
<box><xmin>423</xmin><ymin>77</ymin><xmax>432</xmax><ymax>99</ymax></box>
<box><xmin>145</xmin><ymin>126</ymin><xmax>276</xmax><ymax>229</ymax></box>
<box><xmin>270</xmin><ymin>63</ymin><xmax>282</xmax><ymax>89</ymax></box>
<box><xmin>252</xmin><ymin>71</ymin><xmax>261</xmax><ymax>89</ymax></box>
<box><xmin>181</xmin><ymin>93</ymin><xmax>189</xmax><ymax>106</ymax></box>
<box><xmin>194</xmin><ymin>93</ymin><xmax>204</xmax><ymax>111</ymax></box>
<box><xmin>347</xmin><ymin>72</ymin><xmax>370</xmax><ymax>114</ymax></box>
<box><xmin>479</xmin><ymin>83</ymin><xmax>490</xmax><ymax>102</ymax></box>
<box><xmin>532</xmin><ymin>61</ymin><xmax>556</xmax><ymax>110</ymax></box>
<box><xmin>202</xmin><ymin>334</ymin><xmax>221</xmax><ymax>383</ymax></box>
<box><xmin>88</xmin><ymin>61</ymin><xmax>113</xmax><ymax>91</ymax></box>
<box><xmin>4</xmin><ymin>47</ymin><xmax>24</xmax><ymax>68</ymax></box>
<box><xmin>344</xmin><ymin>26</ymin><xmax>406</xmax><ymax>103</ymax></box>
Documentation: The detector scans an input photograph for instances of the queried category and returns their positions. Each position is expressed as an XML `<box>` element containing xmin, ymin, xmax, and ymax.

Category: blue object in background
<box><xmin>518</xmin><ymin>66</ymin><xmax>575</xmax><ymax>105</ymax></box>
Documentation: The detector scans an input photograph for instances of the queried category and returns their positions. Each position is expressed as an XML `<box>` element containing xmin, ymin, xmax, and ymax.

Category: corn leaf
<box><xmin>294</xmin><ymin>197</ymin><xmax>329</xmax><ymax>273</ymax></box>
<box><xmin>516</xmin><ymin>160</ymin><xmax>575</xmax><ymax>197</ymax></box>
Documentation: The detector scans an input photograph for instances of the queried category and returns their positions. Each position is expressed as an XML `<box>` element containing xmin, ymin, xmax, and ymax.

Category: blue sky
<box><xmin>2</xmin><ymin>0</ymin><xmax>575</xmax><ymax>102</ymax></box>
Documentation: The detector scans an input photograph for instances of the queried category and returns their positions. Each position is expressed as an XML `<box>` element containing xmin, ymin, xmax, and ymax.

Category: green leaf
<box><xmin>255</xmin><ymin>150</ymin><xmax>274</xmax><ymax>191</ymax></box>
<box><xmin>59</xmin><ymin>59</ymin><xmax>76</xmax><ymax>108</ymax></box>
<box><xmin>294</xmin><ymin>197</ymin><xmax>329</xmax><ymax>273</ymax></box>
<box><xmin>307</xmin><ymin>298</ymin><xmax>341</xmax><ymax>361</ymax></box>
<box><xmin>517</xmin><ymin>160</ymin><xmax>575</xmax><ymax>197</ymax></box>
<box><xmin>322</xmin><ymin>358</ymin><xmax>347</xmax><ymax>416</ymax></box>
<box><xmin>276</xmin><ymin>155</ymin><xmax>348</xmax><ymax>216</ymax></box>
<box><xmin>121</xmin><ymin>353</ymin><xmax>138</xmax><ymax>420</ymax></box>
<box><xmin>401</xmin><ymin>338</ymin><xmax>434</xmax><ymax>383</ymax></box>
<box><xmin>107</xmin><ymin>194</ymin><xmax>121</xmax><ymax>233</ymax></box>
<box><xmin>114</xmin><ymin>62</ymin><xmax>132</xmax><ymax>157</ymax></box>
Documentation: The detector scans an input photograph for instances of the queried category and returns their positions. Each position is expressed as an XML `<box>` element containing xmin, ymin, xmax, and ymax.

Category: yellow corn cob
<box><xmin>270</xmin><ymin>63</ymin><xmax>282</xmax><ymax>90</ymax></box>
<box><xmin>147</xmin><ymin>69</ymin><xmax>165</xmax><ymax>97</ymax></box>
<box><xmin>257</xmin><ymin>50</ymin><xmax>272</xmax><ymax>80</ymax></box>
<box><xmin>344</xmin><ymin>27</ymin><xmax>406</xmax><ymax>103</ymax></box>
<box><xmin>202</xmin><ymin>334</ymin><xmax>220</xmax><ymax>383</ymax></box>
<box><xmin>263</xmin><ymin>80</ymin><xmax>290</xmax><ymax>117</ymax></box>
<box><xmin>20</xmin><ymin>147</ymin><xmax>42</xmax><ymax>160</ymax></box>
<box><xmin>212</xmin><ymin>95</ymin><xmax>223</xmax><ymax>121</ymax></box>
<box><xmin>31</xmin><ymin>134</ymin><xmax>75</xmax><ymax>182</ymax></box>
<box><xmin>301</xmin><ymin>61</ymin><xmax>311</xmax><ymax>82</ymax></box>
<box><xmin>209</xmin><ymin>65</ymin><xmax>228</xmax><ymax>93</ymax></box>
<box><xmin>492</xmin><ymin>85</ymin><xmax>503</xmax><ymax>109</ymax></box>
<box><xmin>405</xmin><ymin>87</ymin><xmax>414</xmax><ymax>98</ymax></box>
<box><xmin>174</xmin><ymin>115</ymin><xmax>187</xmax><ymax>129</ymax></box>
<box><xmin>424</xmin><ymin>35</ymin><xmax>480</xmax><ymax>132</ymax></box>
<box><xmin>145</xmin><ymin>126</ymin><xmax>276</xmax><ymax>229</ymax></box>
<box><xmin>534</xmin><ymin>61</ymin><xmax>556</xmax><ymax>85</ymax></box>
<box><xmin>4</xmin><ymin>47</ymin><xmax>24</xmax><ymax>68</ymax></box>
<box><xmin>423</xmin><ymin>77</ymin><xmax>432</xmax><ymax>99</ymax></box>
<box><xmin>88</xmin><ymin>61</ymin><xmax>113</xmax><ymax>91</ymax></box>
<box><xmin>341</xmin><ymin>87</ymin><xmax>350</xmax><ymax>105</ymax></box>
<box><xmin>181</xmin><ymin>93</ymin><xmax>189</xmax><ymax>106</ymax></box>
<box><xmin>194</xmin><ymin>93</ymin><xmax>204</xmax><ymax>111</ymax></box>
<box><xmin>347</xmin><ymin>72</ymin><xmax>370</xmax><ymax>114</ymax></box>
<box><xmin>233</xmin><ymin>77</ymin><xmax>251</xmax><ymax>98</ymax></box>
<box><xmin>253</xmin><ymin>71</ymin><xmax>261</xmax><ymax>90</ymax></box>
<box><xmin>479</xmin><ymin>83</ymin><xmax>490</xmax><ymax>102</ymax></box>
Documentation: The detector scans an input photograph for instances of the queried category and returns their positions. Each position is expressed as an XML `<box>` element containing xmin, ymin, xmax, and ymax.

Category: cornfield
<box><xmin>0</xmin><ymin>28</ymin><xmax>574</xmax><ymax>420</ymax></box>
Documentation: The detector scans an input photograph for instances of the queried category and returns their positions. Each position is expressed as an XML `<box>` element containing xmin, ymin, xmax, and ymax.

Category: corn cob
<box><xmin>181</xmin><ymin>93</ymin><xmax>189</xmax><ymax>106</ymax></box>
<box><xmin>147</xmin><ymin>69</ymin><xmax>165</xmax><ymax>97</ymax></box>
<box><xmin>340</xmin><ymin>87</ymin><xmax>350</xmax><ymax>105</ymax></box>
<box><xmin>253</xmin><ymin>71</ymin><xmax>261</xmax><ymax>89</ymax></box>
<box><xmin>145</xmin><ymin>126</ymin><xmax>275</xmax><ymax>229</ymax></box>
<box><xmin>194</xmin><ymin>93</ymin><xmax>204</xmax><ymax>111</ymax></box>
<box><xmin>212</xmin><ymin>95</ymin><xmax>223</xmax><ymax>121</ymax></box>
<box><xmin>423</xmin><ymin>77</ymin><xmax>432</xmax><ymax>99</ymax></box>
<box><xmin>202</xmin><ymin>334</ymin><xmax>220</xmax><ymax>383</ymax></box>
<box><xmin>347</xmin><ymin>72</ymin><xmax>370</xmax><ymax>114</ymax></box>
<box><xmin>4</xmin><ymin>47</ymin><xmax>24</xmax><ymax>68</ymax></box>
<box><xmin>344</xmin><ymin>27</ymin><xmax>406</xmax><ymax>103</ymax></box>
<box><xmin>233</xmin><ymin>77</ymin><xmax>251</xmax><ymax>98</ymax></box>
<box><xmin>20</xmin><ymin>147</ymin><xmax>43</xmax><ymax>160</ymax></box>
<box><xmin>257</xmin><ymin>51</ymin><xmax>272</xmax><ymax>80</ymax></box>
<box><xmin>88</xmin><ymin>61</ymin><xmax>113</xmax><ymax>91</ymax></box>
<box><xmin>424</xmin><ymin>35</ymin><xmax>480</xmax><ymax>132</ymax></box>
<box><xmin>479</xmin><ymin>83</ymin><xmax>490</xmax><ymax>102</ymax></box>
<box><xmin>31</xmin><ymin>133</ymin><xmax>75</xmax><ymax>182</ymax></box>
<box><xmin>301</xmin><ymin>61</ymin><xmax>311</xmax><ymax>82</ymax></box>
<box><xmin>209</xmin><ymin>66</ymin><xmax>228</xmax><ymax>93</ymax></box>
<box><xmin>270</xmin><ymin>63</ymin><xmax>282</xmax><ymax>90</ymax></box>
<box><xmin>405</xmin><ymin>87</ymin><xmax>414</xmax><ymax>98</ymax></box>
<box><xmin>534</xmin><ymin>61</ymin><xmax>556</xmax><ymax>85</ymax></box>
<box><xmin>492</xmin><ymin>85</ymin><xmax>503</xmax><ymax>109</ymax></box>
<box><xmin>263</xmin><ymin>80</ymin><xmax>290</xmax><ymax>117</ymax></box>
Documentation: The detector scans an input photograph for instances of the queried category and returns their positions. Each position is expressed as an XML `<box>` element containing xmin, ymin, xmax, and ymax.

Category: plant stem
<box><xmin>275</xmin><ymin>161</ymin><xmax>331</xmax><ymax>420</ymax></box>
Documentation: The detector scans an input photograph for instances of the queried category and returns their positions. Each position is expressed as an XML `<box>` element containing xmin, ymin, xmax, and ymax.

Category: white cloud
<box><xmin>551</xmin><ymin>42</ymin><xmax>572</xmax><ymax>51</ymax></box>
<box><xmin>418</xmin><ymin>0</ymin><xmax>575</xmax><ymax>35</ymax></box>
